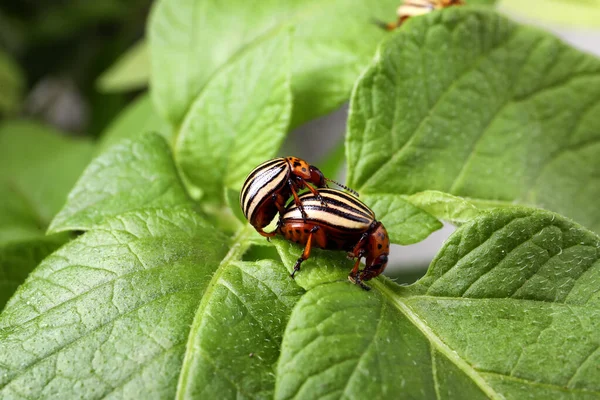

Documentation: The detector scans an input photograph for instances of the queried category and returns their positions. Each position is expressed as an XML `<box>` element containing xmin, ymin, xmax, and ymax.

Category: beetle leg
<box><xmin>256</xmin><ymin>193</ymin><xmax>286</xmax><ymax>240</ymax></box>
<box><xmin>291</xmin><ymin>226</ymin><xmax>319</xmax><ymax>279</ymax></box>
<box><xmin>272</xmin><ymin>192</ymin><xmax>287</xmax><ymax>215</ymax></box>
<box><xmin>256</xmin><ymin>228</ymin><xmax>277</xmax><ymax>238</ymax></box>
<box><xmin>289</xmin><ymin>179</ymin><xmax>308</xmax><ymax>222</ymax></box>
<box><xmin>350</xmin><ymin>233</ymin><xmax>370</xmax><ymax>258</ymax></box>
<box><xmin>372</xmin><ymin>17</ymin><xmax>404</xmax><ymax>31</ymax></box>
<box><xmin>348</xmin><ymin>257</ymin><xmax>362</xmax><ymax>281</ymax></box>
<box><xmin>303</xmin><ymin>180</ymin><xmax>327</xmax><ymax>207</ymax></box>
<box><xmin>348</xmin><ymin>257</ymin><xmax>371</xmax><ymax>291</ymax></box>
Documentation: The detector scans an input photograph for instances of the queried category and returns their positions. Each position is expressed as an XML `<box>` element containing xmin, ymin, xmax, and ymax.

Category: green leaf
<box><xmin>0</xmin><ymin>208</ymin><xmax>229</xmax><ymax>398</ymax></box>
<box><xmin>149</xmin><ymin>0</ymin><xmax>403</xmax><ymax>127</ymax></box>
<box><xmin>96</xmin><ymin>40</ymin><xmax>149</xmax><ymax>92</ymax></box>
<box><xmin>276</xmin><ymin>207</ymin><xmax>600</xmax><ymax>399</ymax></box>
<box><xmin>0</xmin><ymin>121</ymin><xmax>93</xmax><ymax>310</ymax></box>
<box><xmin>175</xmin><ymin>30</ymin><xmax>292</xmax><ymax>204</ymax></box>
<box><xmin>273</xmin><ymin>237</ymin><xmax>350</xmax><ymax>291</ymax></box>
<box><xmin>0</xmin><ymin>121</ymin><xmax>94</xmax><ymax>225</ymax></box>
<box><xmin>177</xmin><ymin>254</ymin><xmax>304</xmax><ymax>398</ymax></box>
<box><xmin>0</xmin><ymin>236</ymin><xmax>66</xmax><ymax>311</ymax></box>
<box><xmin>499</xmin><ymin>0</ymin><xmax>600</xmax><ymax>28</ymax></box>
<box><xmin>362</xmin><ymin>194</ymin><xmax>442</xmax><ymax>244</ymax></box>
<box><xmin>0</xmin><ymin>50</ymin><xmax>25</xmax><ymax>116</ymax></box>
<box><xmin>405</xmin><ymin>190</ymin><xmax>482</xmax><ymax>225</ymax></box>
<box><xmin>97</xmin><ymin>93</ymin><xmax>172</xmax><ymax>153</ymax></box>
<box><xmin>49</xmin><ymin>133</ymin><xmax>190</xmax><ymax>233</ymax></box>
<box><xmin>347</xmin><ymin>8</ymin><xmax>600</xmax><ymax>233</ymax></box>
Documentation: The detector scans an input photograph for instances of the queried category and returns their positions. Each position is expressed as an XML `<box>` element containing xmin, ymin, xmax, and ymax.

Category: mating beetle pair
<box><xmin>240</xmin><ymin>157</ymin><xmax>389</xmax><ymax>290</ymax></box>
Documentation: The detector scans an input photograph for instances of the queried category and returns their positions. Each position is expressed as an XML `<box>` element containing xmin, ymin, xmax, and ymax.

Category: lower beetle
<box><xmin>240</xmin><ymin>157</ymin><xmax>356</xmax><ymax>237</ymax></box>
<box><xmin>375</xmin><ymin>0</ymin><xmax>464</xmax><ymax>30</ymax></box>
<box><xmin>277</xmin><ymin>188</ymin><xmax>389</xmax><ymax>290</ymax></box>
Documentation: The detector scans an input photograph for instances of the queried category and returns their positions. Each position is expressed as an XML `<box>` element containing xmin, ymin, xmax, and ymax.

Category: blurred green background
<box><xmin>0</xmin><ymin>0</ymin><xmax>151</xmax><ymax>135</ymax></box>
<box><xmin>1</xmin><ymin>0</ymin><xmax>599</xmax><ymax>138</ymax></box>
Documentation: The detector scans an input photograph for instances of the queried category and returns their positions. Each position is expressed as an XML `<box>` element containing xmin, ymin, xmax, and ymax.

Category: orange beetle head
<box><xmin>285</xmin><ymin>157</ymin><xmax>312</xmax><ymax>180</ymax></box>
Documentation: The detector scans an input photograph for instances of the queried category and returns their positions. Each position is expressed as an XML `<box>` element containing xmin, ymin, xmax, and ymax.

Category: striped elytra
<box><xmin>280</xmin><ymin>188</ymin><xmax>375</xmax><ymax>233</ymax></box>
<box><xmin>240</xmin><ymin>158</ymin><xmax>288</xmax><ymax>224</ymax></box>
<box><xmin>239</xmin><ymin>157</ymin><xmax>328</xmax><ymax>237</ymax></box>
<box><xmin>277</xmin><ymin>188</ymin><xmax>389</xmax><ymax>290</ymax></box>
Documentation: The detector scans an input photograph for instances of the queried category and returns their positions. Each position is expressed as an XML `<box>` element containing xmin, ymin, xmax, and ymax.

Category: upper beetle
<box><xmin>277</xmin><ymin>188</ymin><xmax>389</xmax><ymax>290</ymax></box>
<box><xmin>240</xmin><ymin>157</ymin><xmax>355</xmax><ymax>237</ymax></box>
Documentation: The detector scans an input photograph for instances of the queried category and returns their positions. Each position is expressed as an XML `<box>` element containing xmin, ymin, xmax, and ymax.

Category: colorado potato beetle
<box><xmin>240</xmin><ymin>157</ymin><xmax>356</xmax><ymax>237</ymax></box>
<box><xmin>277</xmin><ymin>188</ymin><xmax>389</xmax><ymax>290</ymax></box>
<box><xmin>375</xmin><ymin>0</ymin><xmax>464</xmax><ymax>30</ymax></box>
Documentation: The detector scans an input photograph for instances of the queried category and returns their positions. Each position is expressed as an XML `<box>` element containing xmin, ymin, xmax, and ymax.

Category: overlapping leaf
<box><xmin>276</xmin><ymin>208</ymin><xmax>600</xmax><ymax>399</ymax></box>
<box><xmin>149</xmin><ymin>0</ymin><xmax>402</xmax><ymax>127</ymax></box>
<box><xmin>175</xmin><ymin>31</ymin><xmax>292</xmax><ymax>204</ymax></box>
<box><xmin>96</xmin><ymin>40</ymin><xmax>149</xmax><ymax>93</ymax></box>
<box><xmin>346</xmin><ymin>8</ymin><xmax>600</xmax><ymax>233</ymax></box>
<box><xmin>49</xmin><ymin>133</ymin><xmax>189</xmax><ymax>233</ymax></box>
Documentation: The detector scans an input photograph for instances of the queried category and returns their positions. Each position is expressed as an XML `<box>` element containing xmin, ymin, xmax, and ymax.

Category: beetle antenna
<box><xmin>371</xmin><ymin>18</ymin><xmax>396</xmax><ymax>31</ymax></box>
<box><xmin>325</xmin><ymin>178</ymin><xmax>360</xmax><ymax>197</ymax></box>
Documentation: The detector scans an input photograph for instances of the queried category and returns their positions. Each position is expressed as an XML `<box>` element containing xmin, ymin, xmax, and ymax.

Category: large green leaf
<box><xmin>347</xmin><ymin>8</ymin><xmax>600</xmax><ymax>233</ymax></box>
<box><xmin>176</xmin><ymin>250</ymin><xmax>304</xmax><ymax>398</ymax></box>
<box><xmin>96</xmin><ymin>40</ymin><xmax>150</xmax><ymax>93</ymax></box>
<box><xmin>0</xmin><ymin>207</ymin><xmax>229</xmax><ymax>398</ymax></box>
<box><xmin>149</xmin><ymin>0</ymin><xmax>401</xmax><ymax>127</ymax></box>
<box><xmin>49</xmin><ymin>133</ymin><xmax>190</xmax><ymax>233</ymax></box>
<box><xmin>276</xmin><ymin>207</ymin><xmax>600</xmax><ymax>399</ymax></box>
<box><xmin>0</xmin><ymin>121</ymin><xmax>94</xmax><ymax>309</ymax></box>
<box><xmin>175</xmin><ymin>30</ymin><xmax>292</xmax><ymax>204</ymax></box>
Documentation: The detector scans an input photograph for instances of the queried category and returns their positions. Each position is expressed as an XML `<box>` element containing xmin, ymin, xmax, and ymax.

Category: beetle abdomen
<box><xmin>240</xmin><ymin>158</ymin><xmax>288</xmax><ymax>223</ymax></box>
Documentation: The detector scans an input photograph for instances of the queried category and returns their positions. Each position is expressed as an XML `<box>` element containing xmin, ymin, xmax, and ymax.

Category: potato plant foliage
<box><xmin>1</xmin><ymin>3</ymin><xmax>600</xmax><ymax>400</ymax></box>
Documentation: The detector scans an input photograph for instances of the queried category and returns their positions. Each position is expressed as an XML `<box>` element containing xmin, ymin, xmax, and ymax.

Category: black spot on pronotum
<box><xmin>377</xmin><ymin>243</ymin><xmax>382</xmax><ymax>250</ymax></box>
<box><xmin>293</xmin><ymin>161</ymin><xmax>301</xmax><ymax>167</ymax></box>
<box><xmin>295</xmin><ymin>229</ymin><xmax>301</xmax><ymax>234</ymax></box>
<box><xmin>302</xmin><ymin>167</ymin><xmax>307</xmax><ymax>172</ymax></box>
<box><xmin>304</xmin><ymin>229</ymin><xmax>309</xmax><ymax>233</ymax></box>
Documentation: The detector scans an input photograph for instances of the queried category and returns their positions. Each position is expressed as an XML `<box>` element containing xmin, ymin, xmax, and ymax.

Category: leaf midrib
<box><xmin>175</xmin><ymin>224</ymin><xmax>255</xmax><ymax>399</ymax></box>
<box><xmin>370</xmin><ymin>279</ymin><xmax>501</xmax><ymax>400</ymax></box>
